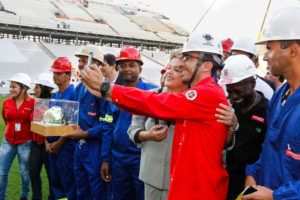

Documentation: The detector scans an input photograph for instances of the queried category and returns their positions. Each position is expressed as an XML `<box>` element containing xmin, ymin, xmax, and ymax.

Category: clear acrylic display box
<box><xmin>31</xmin><ymin>98</ymin><xmax>79</xmax><ymax>136</ymax></box>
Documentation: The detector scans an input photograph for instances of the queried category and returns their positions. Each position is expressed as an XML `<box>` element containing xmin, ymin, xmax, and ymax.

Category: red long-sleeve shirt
<box><xmin>112</xmin><ymin>77</ymin><xmax>229</xmax><ymax>200</ymax></box>
<box><xmin>2</xmin><ymin>97</ymin><xmax>34</xmax><ymax>144</ymax></box>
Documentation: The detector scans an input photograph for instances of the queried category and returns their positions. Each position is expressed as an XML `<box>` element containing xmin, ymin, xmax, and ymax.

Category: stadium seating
<box><xmin>54</xmin><ymin>0</ymin><xmax>93</xmax><ymax>21</ymax></box>
<box><xmin>156</xmin><ymin>32</ymin><xmax>187</xmax><ymax>43</ymax></box>
<box><xmin>126</xmin><ymin>14</ymin><xmax>172</xmax><ymax>34</ymax></box>
<box><xmin>159</xmin><ymin>19</ymin><xmax>189</xmax><ymax>35</ymax></box>
<box><xmin>58</xmin><ymin>18</ymin><xmax>117</xmax><ymax>35</ymax></box>
<box><xmin>1</xmin><ymin>0</ymin><xmax>59</xmax><ymax>28</ymax></box>
<box><xmin>142</xmin><ymin>50</ymin><xmax>170</xmax><ymax>66</ymax></box>
<box><xmin>0</xmin><ymin>38</ymin><xmax>54</xmax><ymax>83</ymax></box>
<box><xmin>0</xmin><ymin>0</ymin><xmax>188</xmax><ymax>42</ymax></box>
<box><xmin>0</xmin><ymin>0</ymin><xmax>192</xmax><ymax>94</ymax></box>
<box><xmin>98</xmin><ymin>12</ymin><xmax>161</xmax><ymax>40</ymax></box>
<box><xmin>0</xmin><ymin>38</ymin><xmax>165</xmax><ymax>95</ymax></box>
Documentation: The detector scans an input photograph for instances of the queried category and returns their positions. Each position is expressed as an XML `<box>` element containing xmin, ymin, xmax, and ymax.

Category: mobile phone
<box><xmin>242</xmin><ymin>186</ymin><xmax>257</xmax><ymax>196</ymax></box>
<box><xmin>87</xmin><ymin>52</ymin><xmax>93</xmax><ymax>67</ymax></box>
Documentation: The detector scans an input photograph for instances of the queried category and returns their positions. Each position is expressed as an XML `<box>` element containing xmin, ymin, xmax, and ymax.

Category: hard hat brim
<box><xmin>219</xmin><ymin>75</ymin><xmax>255</xmax><ymax>85</ymax></box>
<box><xmin>116</xmin><ymin>58</ymin><xmax>143</xmax><ymax>65</ymax></box>
<box><xmin>75</xmin><ymin>53</ymin><xmax>104</xmax><ymax>63</ymax></box>
<box><xmin>31</xmin><ymin>81</ymin><xmax>55</xmax><ymax>89</ymax></box>
<box><xmin>8</xmin><ymin>80</ymin><xmax>31</xmax><ymax>89</ymax></box>
<box><xmin>50</xmin><ymin>68</ymin><xmax>71</xmax><ymax>73</ymax></box>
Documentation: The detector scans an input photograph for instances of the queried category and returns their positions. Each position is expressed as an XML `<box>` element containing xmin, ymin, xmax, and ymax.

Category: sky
<box><xmin>143</xmin><ymin>0</ymin><xmax>300</xmax><ymax>41</ymax></box>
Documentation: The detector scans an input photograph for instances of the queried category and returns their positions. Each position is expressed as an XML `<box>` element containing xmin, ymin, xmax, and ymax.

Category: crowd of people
<box><xmin>0</xmin><ymin>6</ymin><xmax>300</xmax><ymax>200</ymax></box>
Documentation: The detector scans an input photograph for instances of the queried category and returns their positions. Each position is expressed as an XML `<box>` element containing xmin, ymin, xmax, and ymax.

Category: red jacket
<box><xmin>2</xmin><ymin>97</ymin><xmax>34</xmax><ymax>144</ymax></box>
<box><xmin>112</xmin><ymin>77</ymin><xmax>229</xmax><ymax>200</ymax></box>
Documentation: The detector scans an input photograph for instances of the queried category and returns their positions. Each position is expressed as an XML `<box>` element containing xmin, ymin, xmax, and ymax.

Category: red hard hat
<box><xmin>161</xmin><ymin>63</ymin><xmax>170</xmax><ymax>74</ymax></box>
<box><xmin>116</xmin><ymin>45</ymin><xmax>143</xmax><ymax>65</ymax></box>
<box><xmin>221</xmin><ymin>38</ymin><xmax>234</xmax><ymax>53</ymax></box>
<box><xmin>50</xmin><ymin>57</ymin><xmax>72</xmax><ymax>72</ymax></box>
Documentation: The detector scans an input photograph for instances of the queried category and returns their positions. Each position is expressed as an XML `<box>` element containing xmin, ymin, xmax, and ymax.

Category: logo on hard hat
<box><xmin>186</xmin><ymin>90</ymin><xmax>197</xmax><ymax>100</ymax></box>
<box><xmin>202</xmin><ymin>34</ymin><xmax>214</xmax><ymax>47</ymax></box>
<box><xmin>220</xmin><ymin>78</ymin><xmax>233</xmax><ymax>84</ymax></box>
<box><xmin>224</xmin><ymin>69</ymin><xmax>229</xmax><ymax>76</ymax></box>
<box><xmin>203</xmin><ymin>34</ymin><xmax>213</xmax><ymax>41</ymax></box>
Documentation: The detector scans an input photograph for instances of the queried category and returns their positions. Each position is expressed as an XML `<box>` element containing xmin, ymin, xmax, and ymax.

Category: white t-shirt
<box><xmin>255</xmin><ymin>77</ymin><xmax>274</xmax><ymax>100</ymax></box>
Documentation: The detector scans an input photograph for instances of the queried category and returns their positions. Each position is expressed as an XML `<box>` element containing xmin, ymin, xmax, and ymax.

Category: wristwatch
<box><xmin>100</xmin><ymin>82</ymin><xmax>110</xmax><ymax>98</ymax></box>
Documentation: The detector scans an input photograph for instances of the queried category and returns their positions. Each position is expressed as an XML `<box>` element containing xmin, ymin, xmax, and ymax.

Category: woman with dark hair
<box><xmin>30</xmin><ymin>73</ymin><xmax>55</xmax><ymax>200</ymax></box>
<box><xmin>0</xmin><ymin>73</ymin><xmax>34</xmax><ymax>200</ymax></box>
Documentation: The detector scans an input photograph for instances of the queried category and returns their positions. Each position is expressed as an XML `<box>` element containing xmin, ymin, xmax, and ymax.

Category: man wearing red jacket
<box><xmin>81</xmin><ymin>32</ymin><xmax>230</xmax><ymax>200</ymax></box>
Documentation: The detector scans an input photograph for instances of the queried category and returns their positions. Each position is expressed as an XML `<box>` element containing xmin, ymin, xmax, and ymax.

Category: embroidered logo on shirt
<box><xmin>88</xmin><ymin>112</ymin><xmax>96</xmax><ymax>116</ymax></box>
<box><xmin>186</xmin><ymin>90</ymin><xmax>197</xmax><ymax>100</ymax></box>
<box><xmin>286</xmin><ymin>148</ymin><xmax>300</xmax><ymax>160</ymax></box>
<box><xmin>251</xmin><ymin>115</ymin><xmax>265</xmax><ymax>123</ymax></box>
<box><xmin>256</xmin><ymin>127</ymin><xmax>262</xmax><ymax>133</ymax></box>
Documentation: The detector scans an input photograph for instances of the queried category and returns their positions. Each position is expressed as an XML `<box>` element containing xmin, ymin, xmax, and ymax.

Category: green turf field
<box><xmin>0</xmin><ymin>96</ymin><xmax>50</xmax><ymax>200</ymax></box>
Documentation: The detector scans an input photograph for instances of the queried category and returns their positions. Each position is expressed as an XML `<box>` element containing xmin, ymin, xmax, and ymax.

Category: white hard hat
<box><xmin>219</xmin><ymin>55</ymin><xmax>257</xmax><ymax>85</ymax></box>
<box><xmin>257</xmin><ymin>7</ymin><xmax>300</xmax><ymax>44</ymax></box>
<box><xmin>32</xmin><ymin>73</ymin><xmax>56</xmax><ymax>89</ymax></box>
<box><xmin>75</xmin><ymin>45</ymin><xmax>104</xmax><ymax>63</ymax></box>
<box><xmin>182</xmin><ymin>32</ymin><xmax>223</xmax><ymax>65</ymax></box>
<box><xmin>8</xmin><ymin>73</ymin><xmax>32</xmax><ymax>89</ymax></box>
<box><xmin>231</xmin><ymin>38</ymin><xmax>257</xmax><ymax>56</ymax></box>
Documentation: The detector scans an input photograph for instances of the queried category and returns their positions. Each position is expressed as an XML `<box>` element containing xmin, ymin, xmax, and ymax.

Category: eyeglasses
<box><xmin>182</xmin><ymin>54</ymin><xmax>200</xmax><ymax>62</ymax></box>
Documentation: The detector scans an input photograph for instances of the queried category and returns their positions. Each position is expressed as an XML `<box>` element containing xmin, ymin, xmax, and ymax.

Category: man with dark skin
<box><xmin>242</xmin><ymin>7</ymin><xmax>300</xmax><ymax>200</ymax></box>
<box><xmin>219</xmin><ymin>55</ymin><xmax>268</xmax><ymax>200</ymax></box>
<box><xmin>46</xmin><ymin>57</ymin><xmax>76</xmax><ymax>200</ymax></box>
<box><xmin>99</xmin><ymin>45</ymin><xmax>156</xmax><ymax>200</ymax></box>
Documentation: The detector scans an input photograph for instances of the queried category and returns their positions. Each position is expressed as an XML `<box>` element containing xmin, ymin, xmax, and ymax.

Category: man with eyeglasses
<box><xmin>80</xmin><ymin>32</ymin><xmax>237</xmax><ymax>200</ymax></box>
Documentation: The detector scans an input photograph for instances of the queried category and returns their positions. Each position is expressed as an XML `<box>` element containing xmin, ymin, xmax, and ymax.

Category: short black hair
<box><xmin>279</xmin><ymin>40</ymin><xmax>300</xmax><ymax>49</ymax></box>
<box><xmin>202</xmin><ymin>54</ymin><xmax>222</xmax><ymax>76</ymax></box>
<box><xmin>104</xmin><ymin>54</ymin><xmax>116</xmax><ymax>66</ymax></box>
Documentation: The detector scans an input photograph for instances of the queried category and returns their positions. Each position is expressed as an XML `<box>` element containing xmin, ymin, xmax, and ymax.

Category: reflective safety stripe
<box><xmin>99</xmin><ymin>117</ymin><xmax>105</xmax><ymax>121</ymax></box>
<box><xmin>58</xmin><ymin>198</ymin><xmax>68</xmax><ymax>200</ymax></box>
<box><xmin>103</xmin><ymin>114</ymin><xmax>113</xmax><ymax>123</ymax></box>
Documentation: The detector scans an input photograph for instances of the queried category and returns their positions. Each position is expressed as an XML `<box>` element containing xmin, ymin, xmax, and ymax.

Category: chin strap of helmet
<box><xmin>187</xmin><ymin>53</ymin><xmax>222</xmax><ymax>88</ymax></box>
<box><xmin>188</xmin><ymin>54</ymin><xmax>204</xmax><ymax>88</ymax></box>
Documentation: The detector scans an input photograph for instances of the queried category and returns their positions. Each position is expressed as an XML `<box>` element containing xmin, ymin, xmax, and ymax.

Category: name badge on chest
<box><xmin>15</xmin><ymin>123</ymin><xmax>21</xmax><ymax>132</ymax></box>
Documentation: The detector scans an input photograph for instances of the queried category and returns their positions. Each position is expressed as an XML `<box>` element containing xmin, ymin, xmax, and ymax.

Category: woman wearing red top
<box><xmin>30</xmin><ymin>73</ymin><xmax>55</xmax><ymax>200</ymax></box>
<box><xmin>0</xmin><ymin>73</ymin><xmax>33</xmax><ymax>200</ymax></box>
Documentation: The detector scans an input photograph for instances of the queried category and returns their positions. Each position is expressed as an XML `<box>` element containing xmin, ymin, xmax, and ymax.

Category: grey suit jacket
<box><xmin>127</xmin><ymin>87</ymin><xmax>174</xmax><ymax>190</ymax></box>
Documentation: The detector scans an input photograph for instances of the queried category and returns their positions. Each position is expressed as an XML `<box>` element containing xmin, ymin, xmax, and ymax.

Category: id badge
<box><xmin>15</xmin><ymin>123</ymin><xmax>21</xmax><ymax>132</ymax></box>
